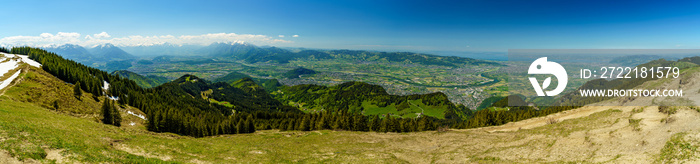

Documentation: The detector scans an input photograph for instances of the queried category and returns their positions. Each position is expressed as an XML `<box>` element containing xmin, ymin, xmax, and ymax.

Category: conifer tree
<box><xmin>279</xmin><ymin>120</ymin><xmax>288</xmax><ymax>131</ymax></box>
<box><xmin>101</xmin><ymin>100</ymin><xmax>112</xmax><ymax>125</ymax></box>
<box><xmin>316</xmin><ymin>115</ymin><xmax>326</xmax><ymax>130</ymax></box>
<box><xmin>380</xmin><ymin>116</ymin><xmax>388</xmax><ymax>133</ymax></box>
<box><xmin>230</xmin><ymin>118</ymin><xmax>238</xmax><ymax>133</ymax></box>
<box><xmin>300</xmin><ymin>115</ymin><xmax>310</xmax><ymax>131</ymax></box>
<box><xmin>332</xmin><ymin>117</ymin><xmax>341</xmax><ymax>130</ymax></box>
<box><xmin>370</xmin><ymin>115</ymin><xmax>380</xmax><ymax>131</ymax></box>
<box><xmin>236</xmin><ymin>119</ymin><xmax>245</xmax><ymax>134</ymax></box>
<box><xmin>101</xmin><ymin>100</ymin><xmax>121</xmax><ymax>126</ymax></box>
<box><xmin>246</xmin><ymin>114</ymin><xmax>255</xmax><ymax>133</ymax></box>
<box><xmin>287</xmin><ymin>119</ymin><xmax>296</xmax><ymax>131</ymax></box>
<box><xmin>111</xmin><ymin>101</ymin><xmax>122</xmax><ymax>127</ymax></box>
<box><xmin>355</xmin><ymin>115</ymin><xmax>367</xmax><ymax>131</ymax></box>
<box><xmin>417</xmin><ymin>116</ymin><xmax>427</xmax><ymax>131</ymax></box>
<box><xmin>74</xmin><ymin>81</ymin><xmax>82</xmax><ymax>100</ymax></box>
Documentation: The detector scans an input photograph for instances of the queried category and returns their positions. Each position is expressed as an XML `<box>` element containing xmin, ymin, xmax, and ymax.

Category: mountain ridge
<box><xmin>89</xmin><ymin>43</ymin><xmax>136</xmax><ymax>61</ymax></box>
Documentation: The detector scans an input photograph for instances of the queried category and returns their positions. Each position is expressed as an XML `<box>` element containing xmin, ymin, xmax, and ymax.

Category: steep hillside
<box><xmin>5</xmin><ymin>66</ymin><xmax>103</xmax><ymax>115</ymax></box>
<box><xmin>168</xmin><ymin>74</ymin><xmax>297</xmax><ymax>113</ymax></box>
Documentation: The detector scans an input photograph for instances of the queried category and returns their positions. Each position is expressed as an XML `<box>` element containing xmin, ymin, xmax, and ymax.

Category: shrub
<box><xmin>659</xmin><ymin>106</ymin><xmax>678</xmax><ymax>115</ymax></box>
<box><xmin>629</xmin><ymin>119</ymin><xmax>642</xmax><ymax>131</ymax></box>
<box><xmin>632</xmin><ymin>107</ymin><xmax>644</xmax><ymax>113</ymax></box>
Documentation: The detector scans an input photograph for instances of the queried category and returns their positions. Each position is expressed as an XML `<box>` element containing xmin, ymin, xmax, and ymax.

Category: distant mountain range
<box><xmin>42</xmin><ymin>42</ymin><xmax>499</xmax><ymax>67</ymax></box>
<box><xmin>199</xmin><ymin>42</ymin><xmax>498</xmax><ymax>67</ymax></box>
<box><xmin>44</xmin><ymin>43</ymin><xmax>135</xmax><ymax>63</ymax></box>
<box><xmin>120</xmin><ymin>43</ymin><xmax>201</xmax><ymax>56</ymax></box>
<box><xmin>43</xmin><ymin>44</ymin><xmax>94</xmax><ymax>63</ymax></box>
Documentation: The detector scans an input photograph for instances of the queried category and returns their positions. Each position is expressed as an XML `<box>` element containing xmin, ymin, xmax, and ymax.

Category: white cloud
<box><xmin>292</xmin><ymin>35</ymin><xmax>299</xmax><ymax>37</ymax></box>
<box><xmin>278</xmin><ymin>35</ymin><xmax>285</xmax><ymax>38</ymax></box>
<box><xmin>92</xmin><ymin>32</ymin><xmax>111</xmax><ymax>39</ymax></box>
<box><xmin>0</xmin><ymin>32</ymin><xmax>293</xmax><ymax>47</ymax></box>
<box><xmin>0</xmin><ymin>32</ymin><xmax>81</xmax><ymax>47</ymax></box>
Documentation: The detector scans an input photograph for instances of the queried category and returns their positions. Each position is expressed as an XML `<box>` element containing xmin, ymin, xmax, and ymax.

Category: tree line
<box><xmin>254</xmin><ymin>110</ymin><xmax>438</xmax><ymax>132</ymax></box>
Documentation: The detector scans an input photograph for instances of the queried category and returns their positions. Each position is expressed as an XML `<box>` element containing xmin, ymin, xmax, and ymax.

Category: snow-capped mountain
<box><xmin>43</xmin><ymin>44</ymin><xmax>94</xmax><ymax>62</ymax></box>
<box><xmin>89</xmin><ymin>43</ymin><xmax>136</xmax><ymax>61</ymax></box>
<box><xmin>201</xmin><ymin>42</ymin><xmax>258</xmax><ymax>58</ymax></box>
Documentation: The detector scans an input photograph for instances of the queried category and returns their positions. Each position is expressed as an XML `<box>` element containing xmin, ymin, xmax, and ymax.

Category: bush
<box><xmin>659</xmin><ymin>106</ymin><xmax>678</xmax><ymax>115</ymax></box>
<box><xmin>661</xmin><ymin>117</ymin><xmax>676</xmax><ymax>124</ymax></box>
<box><xmin>632</xmin><ymin>107</ymin><xmax>644</xmax><ymax>113</ymax></box>
<box><xmin>437</xmin><ymin>125</ymin><xmax>450</xmax><ymax>133</ymax></box>
<box><xmin>629</xmin><ymin>119</ymin><xmax>642</xmax><ymax>131</ymax></box>
<box><xmin>52</xmin><ymin>100</ymin><xmax>59</xmax><ymax>110</ymax></box>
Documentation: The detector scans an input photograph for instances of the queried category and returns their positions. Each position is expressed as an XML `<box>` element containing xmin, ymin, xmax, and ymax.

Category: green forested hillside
<box><xmin>214</xmin><ymin>71</ymin><xmax>250</xmax><ymax>83</ymax></box>
<box><xmin>111</xmin><ymin>70</ymin><xmax>168</xmax><ymax>88</ymax></box>
<box><xmin>213</xmin><ymin>71</ymin><xmax>283</xmax><ymax>92</ymax></box>
<box><xmin>274</xmin><ymin>81</ymin><xmax>468</xmax><ymax>119</ymax></box>
<box><xmin>171</xmin><ymin>74</ymin><xmax>296</xmax><ymax>113</ymax></box>
<box><xmin>282</xmin><ymin>67</ymin><xmax>316</xmax><ymax>79</ymax></box>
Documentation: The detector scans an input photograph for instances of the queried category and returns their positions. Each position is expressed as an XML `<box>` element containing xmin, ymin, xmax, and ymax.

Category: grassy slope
<box><xmin>0</xmin><ymin>96</ymin><xmax>168</xmax><ymax>163</ymax></box>
<box><xmin>5</xmin><ymin>66</ymin><xmax>102</xmax><ymax>116</ymax></box>
<box><xmin>0</xmin><ymin>94</ymin><xmax>407</xmax><ymax>163</ymax></box>
<box><xmin>362</xmin><ymin>99</ymin><xmax>448</xmax><ymax>119</ymax></box>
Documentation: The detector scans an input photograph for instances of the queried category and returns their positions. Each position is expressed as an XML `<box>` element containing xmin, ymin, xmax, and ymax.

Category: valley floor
<box><xmin>2</xmin><ymin>93</ymin><xmax>699</xmax><ymax>163</ymax></box>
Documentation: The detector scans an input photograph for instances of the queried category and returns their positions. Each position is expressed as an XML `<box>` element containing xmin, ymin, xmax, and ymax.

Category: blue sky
<box><xmin>1</xmin><ymin>0</ymin><xmax>700</xmax><ymax>52</ymax></box>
